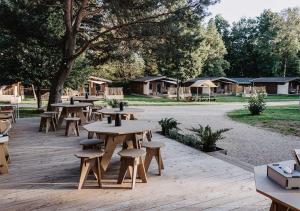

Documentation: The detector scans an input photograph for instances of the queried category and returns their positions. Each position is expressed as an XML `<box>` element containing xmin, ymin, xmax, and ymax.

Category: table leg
<box><xmin>58</xmin><ymin>107</ymin><xmax>67</xmax><ymax>128</ymax></box>
<box><xmin>77</xmin><ymin>109</ymin><xmax>87</xmax><ymax>124</ymax></box>
<box><xmin>269</xmin><ymin>201</ymin><xmax>293</xmax><ymax>211</ymax></box>
<box><xmin>101</xmin><ymin>135</ymin><xmax>126</xmax><ymax>171</ymax></box>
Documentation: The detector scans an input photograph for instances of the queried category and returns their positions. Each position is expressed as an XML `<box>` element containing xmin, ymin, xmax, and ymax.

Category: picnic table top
<box><xmin>73</xmin><ymin>97</ymin><xmax>101</xmax><ymax>102</ymax></box>
<box><xmin>99</xmin><ymin>108</ymin><xmax>144</xmax><ymax>115</ymax></box>
<box><xmin>51</xmin><ymin>103</ymin><xmax>92</xmax><ymax>108</ymax></box>
<box><xmin>83</xmin><ymin>120</ymin><xmax>153</xmax><ymax>135</ymax></box>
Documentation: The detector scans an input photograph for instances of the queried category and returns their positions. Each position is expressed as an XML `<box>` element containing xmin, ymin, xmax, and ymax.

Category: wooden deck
<box><xmin>0</xmin><ymin>118</ymin><xmax>270</xmax><ymax>210</ymax></box>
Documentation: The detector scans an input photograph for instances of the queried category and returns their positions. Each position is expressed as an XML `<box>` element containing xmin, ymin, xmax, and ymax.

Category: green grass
<box><xmin>228</xmin><ymin>105</ymin><xmax>300</xmax><ymax>136</ymax></box>
<box><xmin>19</xmin><ymin>107</ymin><xmax>43</xmax><ymax>118</ymax></box>
<box><xmin>1</xmin><ymin>94</ymin><xmax>299</xmax><ymax>107</ymax></box>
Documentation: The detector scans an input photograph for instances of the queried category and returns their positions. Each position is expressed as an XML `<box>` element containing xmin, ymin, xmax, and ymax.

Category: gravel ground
<box><xmin>137</xmin><ymin>101</ymin><xmax>300</xmax><ymax>166</ymax></box>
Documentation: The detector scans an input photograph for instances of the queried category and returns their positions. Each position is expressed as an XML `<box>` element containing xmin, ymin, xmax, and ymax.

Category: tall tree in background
<box><xmin>255</xmin><ymin>10</ymin><xmax>281</xmax><ymax>76</ymax></box>
<box><xmin>201</xmin><ymin>19</ymin><xmax>229</xmax><ymax>76</ymax></box>
<box><xmin>156</xmin><ymin>6</ymin><xmax>207</xmax><ymax>100</ymax></box>
<box><xmin>273</xmin><ymin>8</ymin><xmax>300</xmax><ymax>77</ymax></box>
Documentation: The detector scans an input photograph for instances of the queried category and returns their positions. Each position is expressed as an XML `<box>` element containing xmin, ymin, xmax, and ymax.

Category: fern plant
<box><xmin>107</xmin><ymin>99</ymin><xmax>119</xmax><ymax>108</ymax></box>
<box><xmin>158</xmin><ymin>118</ymin><xmax>180</xmax><ymax>136</ymax></box>
<box><xmin>189</xmin><ymin>125</ymin><xmax>230</xmax><ymax>152</ymax></box>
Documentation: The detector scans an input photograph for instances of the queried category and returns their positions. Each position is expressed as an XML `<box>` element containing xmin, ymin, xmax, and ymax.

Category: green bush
<box><xmin>107</xmin><ymin>99</ymin><xmax>119</xmax><ymax>108</ymax></box>
<box><xmin>158</xmin><ymin>118</ymin><xmax>180</xmax><ymax>136</ymax></box>
<box><xmin>189</xmin><ymin>124</ymin><xmax>230</xmax><ymax>152</ymax></box>
<box><xmin>247</xmin><ymin>93</ymin><xmax>266</xmax><ymax>115</ymax></box>
<box><xmin>107</xmin><ymin>99</ymin><xmax>129</xmax><ymax>108</ymax></box>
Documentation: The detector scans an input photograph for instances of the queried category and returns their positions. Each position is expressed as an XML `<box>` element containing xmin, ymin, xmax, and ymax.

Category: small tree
<box><xmin>247</xmin><ymin>93</ymin><xmax>266</xmax><ymax>115</ymax></box>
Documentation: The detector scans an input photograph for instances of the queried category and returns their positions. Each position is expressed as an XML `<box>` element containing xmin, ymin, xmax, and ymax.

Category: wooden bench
<box><xmin>142</xmin><ymin>141</ymin><xmax>165</xmax><ymax>176</ymax></box>
<box><xmin>0</xmin><ymin>120</ymin><xmax>12</xmax><ymax>136</ymax></box>
<box><xmin>91</xmin><ymin>111</ymin><xmax>103</xmax><ymax>121</ymax></box>
<box><xmin>64</xmin><ymin>117</ymin><xmax>80</xmax><ymax>136</ymax></box>
<box><xmin>43</xmin><ymin>111</ymin><xmax>59</xmax><ymax>126</ymax></box>
<box><xmin>82</xmin><ymin>109</ymin><xmax>92</xmax><ymax>122</ymax></box>
<box><xmin>80</xmin><ymin>139</ymin><xmax>104</xmax><ymax>150</ymax></box>
<box><xmin>75</xmin><ymin>150</ymin><xmax>105</xmax><ymax>190</ymax></box>
<box><xmin>118</xmin><ymin>149</ymin><xmax>147</xmax><ymax>189</ymax></box>
<box><xmin>39</xmin><ymin>114</ymin><xmax>56</xmax><ymax>133</ymax></box>
<box><xmin>0</xmin><ymin>136</ymin><xmax>9</xmax><ymax>174</ymax></box>
<box><xmin>0</xmin><ymin>106</ymin><xmax>16</xmax><ymax>123</ymax></box>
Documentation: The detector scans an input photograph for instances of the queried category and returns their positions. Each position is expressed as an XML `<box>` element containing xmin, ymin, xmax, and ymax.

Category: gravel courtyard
<box><xmin>137</xmin><ymin>101</ymin><xmax>300</xmax><ymax>166</ymax></box>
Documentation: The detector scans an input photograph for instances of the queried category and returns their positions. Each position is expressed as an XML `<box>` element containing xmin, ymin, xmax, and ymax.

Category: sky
<box><xmin>208</xmin><ymin>0</ymin><xmax>300</xmax><ymax>24</ymax></box>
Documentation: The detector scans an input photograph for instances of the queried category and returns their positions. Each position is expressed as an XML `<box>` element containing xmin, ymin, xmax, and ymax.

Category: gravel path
<box><xmin>137</xmin><ymin>101</ymin><xmax>300</xmax><ymax>166</ymax></box>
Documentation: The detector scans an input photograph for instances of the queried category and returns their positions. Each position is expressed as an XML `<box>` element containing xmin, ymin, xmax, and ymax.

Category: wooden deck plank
<box><xmin>0</xmin><ymin>118</ymin><xmax>269</xmax><ymax>210</ymax></box>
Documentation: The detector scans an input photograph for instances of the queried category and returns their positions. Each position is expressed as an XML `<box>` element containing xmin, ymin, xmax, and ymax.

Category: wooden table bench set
<box><xmin>37</xmin><ymin>102</ymin><xmax>166</xmax><ymax>190</ymax></box>
<box><xmin>76</xmin><ymin>120</ymin><xmax>165</xmax><ymax>190</ymax></box>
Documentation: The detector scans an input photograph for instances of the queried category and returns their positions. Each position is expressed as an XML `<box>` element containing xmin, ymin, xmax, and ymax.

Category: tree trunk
<box><xmin>176</xmin><ymin>79</ymin><xmax>180</xmax><ymax>101</ymax></box>
<box><xmin>283</xmin><ymin>57</ymin><xmax>287</xmax><ymax>77</ymax></box>
<box><xmin>47</xmin><ymin>60</ymin><xmax>75</xmax><ymax>110</ymax></box>
<box><xmin>36</xmin><ymin>86</ymin><xmax>42</xmax><ymax>109</ymax></box>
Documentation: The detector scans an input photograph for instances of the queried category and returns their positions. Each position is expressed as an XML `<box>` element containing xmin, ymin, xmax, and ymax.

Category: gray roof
<box><xmin>251</xmin><ymin>77</ymin><xmax>300</xmax><ymax>83</ymax></box>
<box><xmin>187</xmin><ymin>77</ymin><xmax>237</xmax><ymax>84</ymax></box>
<box><xmin>229</xmin><ymin>78</ymin><xmax>254</xmax><ymax>85</ymax></box>
<box><xmin>132</xmin><ymin>76</ymin><xmax>177</xmax><ymax>83</ymax></box>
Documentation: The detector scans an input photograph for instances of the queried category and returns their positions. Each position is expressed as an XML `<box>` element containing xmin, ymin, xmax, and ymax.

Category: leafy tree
<box><xmin>272</xmin><ymin>8</ymin><xmax>300</xmax><ymax>76</ymax></box>
<box><xmin>0</xmin><ymin>0</ymin><xmax>63</xmax><ymax>108</ymax></box>
<box><xmin>43</xmin><ymin>0</ymin><xmax>219</xmax><ymax>109</ymax></box>
<box><xmin>255</xmin><ymin>10</ymin><xmax>281</xmax><ymax>76</ymax></box>
<box><xmin>201</xmin><ymin>20</ymin><xmax>229</xmax><ymax>76</ymax></box>
<box><xmin>156</xmin><ymin>6</ymin><xmax>207</xmax><ymax>100</ymax></box>
<box><xmin>225</xmin><ymin>18</ymin><xmax>258</xmax><ymax>76</ymax></box>
<box><xmin>93</xmin><ymin>53</ymin><xmax>145</xmax><ymax>81</ymax></box>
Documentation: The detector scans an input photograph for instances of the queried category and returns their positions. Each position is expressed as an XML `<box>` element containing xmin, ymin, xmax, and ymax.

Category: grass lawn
<box><xmin>228</xmin><ymin>105</ymin><xmax>300</xmax><ymax>136</ymax></box>
<box><xmin>18</xmin><ymin>107</ymin><xmax>43</xmax><ymax>118</ymax></box>
<box><xmin>1</xmin><ymin>94</ymin><xmax>299</xmax><ymax>107</ymax></box>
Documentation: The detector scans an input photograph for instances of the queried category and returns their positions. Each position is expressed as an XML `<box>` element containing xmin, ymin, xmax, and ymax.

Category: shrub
<box><xmin>107</xmin><ymin>99</ymin><xmax>119</xmax><ymax>108</ymax></box>
<box><xmin>189</xmin><ymin>125</ymin><xmax>230</xmax><ymax>152</ymax></box>
<box><xmin>107</xmin><ymin>99</ymin><xmax>129</xmax><ymax>108</ymax></box>
<box><xmin>158</xmin><ymin>118</ymin><xmax>180</xmax><ymax>136</ymax></box>
<box><xmin>247</xmin><ymin>93</ymin><xmax>266</xmax><ymax>115</ymax></box>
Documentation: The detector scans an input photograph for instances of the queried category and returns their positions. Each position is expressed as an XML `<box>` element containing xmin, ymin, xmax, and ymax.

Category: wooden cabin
<box><xmin>0</xmin><ymin>82</ymin><xmax>23</xmax><ymax>103</ymax></box>
<box><xmin>251</xmin><ymin>77</ymin><xmax>300</xmax><ymax>95</ymax></box>
<box><xmin>80</xmin><ymin>76</ymin><xmax>112</xmax><ymax>96</ymax></box>
<box><xmin>130</xmin><ymin>76</ymin><xmax>177</xmax><ymax>96</ymax></box>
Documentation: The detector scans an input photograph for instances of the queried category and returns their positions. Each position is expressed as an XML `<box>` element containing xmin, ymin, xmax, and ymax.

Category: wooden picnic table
<box><xmin>83</xmin><ymin>120</ymin><xmax>154</xmax><ymax>171</ymax></box>
<box><xmin>51</xmin><ymin>103</ymin><xmax>92</xmax><ymax>127</ymax></box>
<box><xmin>100</xmin><ymin>108</ymin><xmax>144</xmax><ymax>120</ymax></box>
<box><xmin>73</xmin><ymin>96</ymin><xmax>101</xmax><ymax>105</ymax></box>
<box><xmin>254</xmin><ymin>160</ymin><xmax>300</xmax><ymax>211</ymax></box>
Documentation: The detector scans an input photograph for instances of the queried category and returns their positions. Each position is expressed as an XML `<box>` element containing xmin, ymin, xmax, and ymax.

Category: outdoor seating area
<box><xmin>0</xmin><ymin>116</ymin><xmax>270</xmax><ymax>209</ymax></box>
<box><xmin>1</xmin><ymin>1</ymin><xmax>300</xmax><ymax>210</ymax></box>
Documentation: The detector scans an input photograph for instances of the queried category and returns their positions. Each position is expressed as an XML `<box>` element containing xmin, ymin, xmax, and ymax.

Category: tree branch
<box><xmin>71</xmin><ymin>2</ymin><xmax>199</xmax><ymax>60</ymax></box>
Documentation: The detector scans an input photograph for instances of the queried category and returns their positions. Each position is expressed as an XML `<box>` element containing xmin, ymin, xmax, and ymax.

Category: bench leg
<box><xmin>144</xmin><ymin>148</ymin><xmax>155</xmax><ymax>172</ymax></box>
<box><xmin>39</xmin><ymin>118</ymin><xmax>45</xmax><ymax>132</ymax></box>
<box><xmin>137</xmin><ymin>157</ymin><xmax>147</xmax><ymax>183</ymax></box>
<box><xmin>78</xmin><ymin>158</ymin><xmax>95</xmax><ymax>190</ymax></box>
<box><xmin>65</xmin><ymin>121</ymin><xmax>70</xmax><ymax>136</ymax></box>
<box><xmin>0</xmin><ymin>145</ymin><xmax>8</xmax><ymax>174</ymax></box>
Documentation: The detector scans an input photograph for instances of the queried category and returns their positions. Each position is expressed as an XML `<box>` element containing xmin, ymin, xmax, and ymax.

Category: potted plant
<box><xmin>189</xmin><ymin>125</ymin><xmax>230</xmax><ymax>152</ymax></box>
<box><xmin>158</xmin><ymin>118</ymin><xmax>180</xmax><ymax>136</ymax></box>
